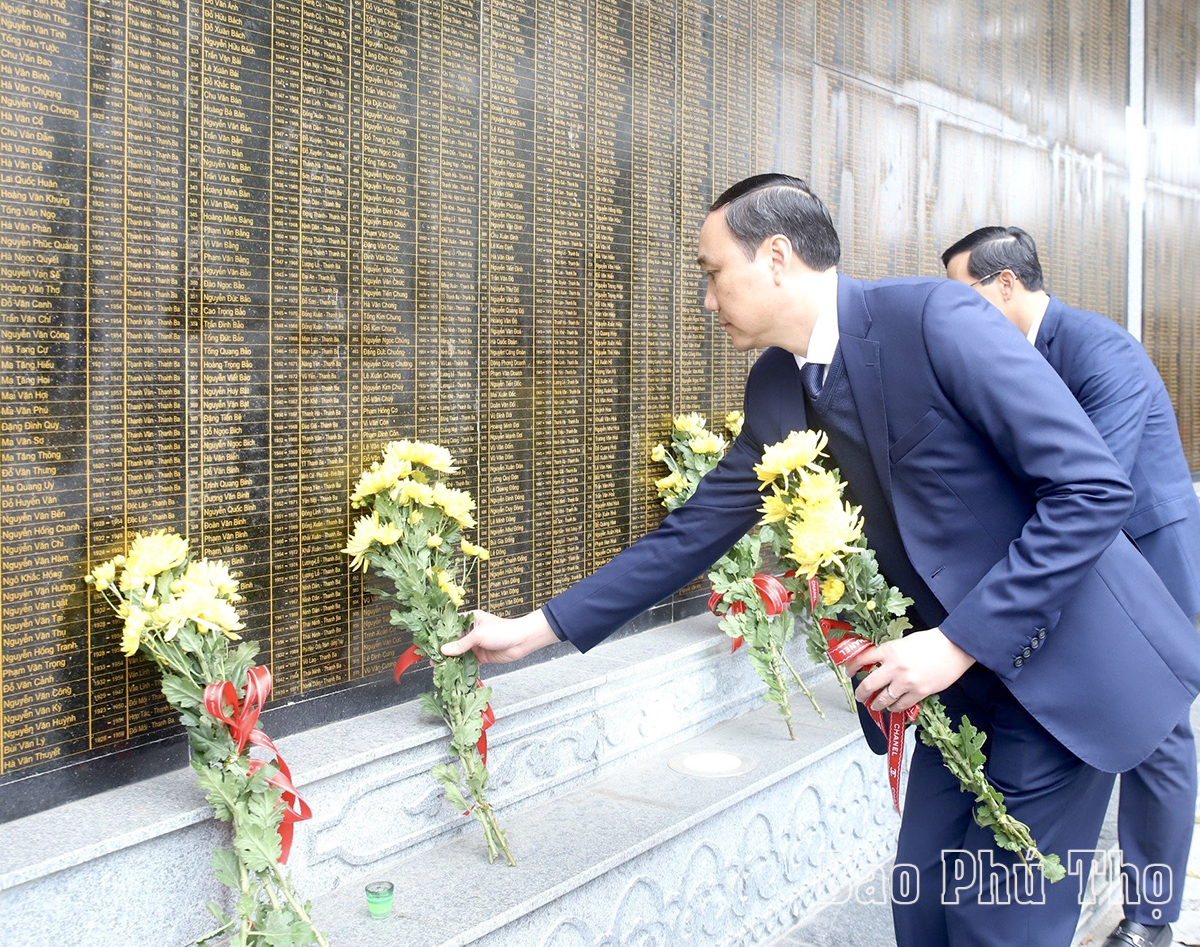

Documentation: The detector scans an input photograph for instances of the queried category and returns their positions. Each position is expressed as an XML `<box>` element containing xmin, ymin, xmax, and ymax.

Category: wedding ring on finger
<box><xmin>883</xmin><ymin>683</ymin><xmax>898</xmax><ymax>702</ymax></box>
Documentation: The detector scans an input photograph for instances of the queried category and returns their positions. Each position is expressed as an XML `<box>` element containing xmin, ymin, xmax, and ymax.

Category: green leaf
<box><xmin>442</xmin><ymin>783</ymin><xmax>469</xmax><ymax>812</ymax></box>
<box><xmin>234</xmin><ymin>818</ymin><xmax>282</xmax><ymax>874</ymax></box>
<box><xmin>211</xmin><ymin>847</ymin><xmax>241</xmax><ymax>890</ymax></box>
<box><xmin>160</xmin><ymin>673</ymin><xmax>204</xmax><ymax>712</ymax></box>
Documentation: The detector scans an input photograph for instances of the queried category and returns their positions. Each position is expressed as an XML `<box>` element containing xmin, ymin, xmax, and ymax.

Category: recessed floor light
<box><xmin>667</xmin><ymin>750</ymin><xmax>758</xmax><ymax>778</ymax></box>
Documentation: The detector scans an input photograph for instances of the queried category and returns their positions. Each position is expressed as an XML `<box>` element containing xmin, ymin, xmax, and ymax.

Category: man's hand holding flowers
<box><xmin>848</xmin><ymin>627</ymin><xmax>976</xmax><ymax>714</ymax></box>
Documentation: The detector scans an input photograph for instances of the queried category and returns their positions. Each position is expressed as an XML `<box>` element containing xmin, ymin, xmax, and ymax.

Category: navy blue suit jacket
<box><xmin>1036</xmin><ymin>296</ymin><xmax>1200</xmax><ymax>618</ymax></box>
<box><xmin>544</xmin><ymin>276</ymin><xmax>1200</xmax><ymax>773</ymax></box>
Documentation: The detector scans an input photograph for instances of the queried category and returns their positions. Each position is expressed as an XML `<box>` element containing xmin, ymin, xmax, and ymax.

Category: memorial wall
<box><xmin>0</xmin><ymin>0</ymin><xmax>1194</xmax><ymax>813</ymax></box>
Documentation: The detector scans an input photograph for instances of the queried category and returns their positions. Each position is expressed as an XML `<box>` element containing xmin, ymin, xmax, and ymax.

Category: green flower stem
<box><xmin>238</xmin><ymin>860</ymin><xmax>253</xmax><ymax>943</ymax></box>
<box><xmin>271</xmin><ymin>864</ymin><xmax>330</xmax><ymax>947</ymax></box>
<box><xmin>780</xmin><ymin>650</ymin><xmax>824</xmax><ymax>719</ymax></box>
<box><xmin>915</xmin><ymin>699</ymin><xmax>1064</xmax><ymax>882</ymax></box>
<box><xmin>767</xmin><ymin>642</ymin><xmax>797</xmax><ymax>740</ymax></box>
<box><xmin>833</xmin><ymin>664</ymin><xmax>857</xmax><ymax>713</ymax></box>
<box><xmin>446</xmin><ymin>695</ymin><xmax>515</xmax><ymax>866</ymax></box>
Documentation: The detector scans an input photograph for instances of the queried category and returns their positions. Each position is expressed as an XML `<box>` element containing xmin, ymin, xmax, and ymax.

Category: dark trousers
<box><xmin>890</xmin><ymin>666</ymin><xmax>1115</xmax><ymax>947</ymax></box>
<box><xmin>1118</xmin><ymin>711</ymin><xmax>1197</xmax><ymax>924</ymax></box>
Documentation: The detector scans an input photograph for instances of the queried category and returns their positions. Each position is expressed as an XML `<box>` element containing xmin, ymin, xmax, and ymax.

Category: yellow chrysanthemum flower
<box><xmin>432</xmin><ymin>482</ymin><xmax>477</xmax><ymax>530</ymax></box>
<box><xmin>687</xmin><ymin>431</ymin><xmax>726</xmax><ymax>455</ymax></box>
<box><xmin>120</xmin><ymin>607</ymin><xmax>148</xmax><ymax>656</ymax></box>
<box><xmin>760</xmin><ymin>492</ymin><xmax>793</xmax><ymax>524</ymax></box>
<box><xmin>725</xmin><ymin>411</ymin><xmax>744</xmax><ymax>438</ymax></box>
<box><xmin>754</xmin><ymin>430</ymin><xmax>829</xmax><ymax>486</ymax></box>
<box><xmin>393</xmin><ymin>479</ymin><xmax>437</xmax><ymax>508</ymax></box>
<box><xmin>343</xmin><ymin>513</ymin><xmax>403</xmax><ymax>571</ymax></box>
<box><xmin>408</xmin><ymin>509</ymin><xmax>424</xmax><ymax>525</ymax></box>
<box><xmin>351</xmin><ymin>455</ymin><xmax>411</xmax><ymax>507</ymax></box>
<box><xmin>437</xmin><ymin>570</ymin><xmax>465</xmax><ymax>608</ymax></box>
<box><xmin>120</xmin><ymin>530</ymin><xmax>189</xmax><ymax>591</ymax></box>
<box><xmin>179</xmin><ymin>559</ymin><xmax>242</xmax><ymax>603</ymax></box>
<box><xmin>673</xmin><ymin>412</ymin><xmax>707</xmax><ymax>435</ymax></box>
<box><xmin>790</xmin><ymin>469</ymin><xmax>844</xmax><ymax>514</ymax></box>
<box><xmin>157</xmin><ymin>589</ymin><xmax>245</xmax><ymax>641</ymax></box>
<box><xmin>650</xmin><ymin>443</ymin><xmax>667</xmax><ymax>463</ymax></box>
<box><xmin>426</xmin><ymin>534</ymin><xmax>444</xmax><ymax>548</ymax></box>
<box><xmin>384</xmin><ymin>439</ymin><xmax>458</xmax><ymax>474</ymax></box>
<box><xmin>785</xmin><ymin>501</ymin><xmax>863</xmax><ymax>578</ymax></box>
<box><xmin>821</xmin><ymin>575</ymin><xmax>845</xmax><ymax>606</ymax></box>
<box><xmin>655</xmin><ymin>471</ymin><xmax>686</xmax><ymax>497</ymax></box>
<box><xmin>88</xmin><ymin>559</ymin><xmax>118</xmax><ymax>592</ymax></box>
<box><xmin>461</xmin><ymin>539</ymin><xmax>490</xmax><ymax>560</ymax></box>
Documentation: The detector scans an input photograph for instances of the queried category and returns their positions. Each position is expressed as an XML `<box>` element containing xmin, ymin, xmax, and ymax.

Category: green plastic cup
<box><xmin>364</xmin><ymin>880</ymin><xmax>394</xmax><ymax>919</ymax></box>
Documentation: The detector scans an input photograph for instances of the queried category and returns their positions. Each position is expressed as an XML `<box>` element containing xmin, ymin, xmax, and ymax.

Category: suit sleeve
<box><xmin>923</xmin><ymin>284</ymin><xmax>1135</xmax><ymax>679</ymax></box>
<box><xmin>1061</xmin><ymin>325</ymin><xmax>1151</xmax><ymax>477</ymax></box>
<box><xmin>542</xmin><ymin>372</ymin><xmax>772</xmax><ymax>653</ymax></box>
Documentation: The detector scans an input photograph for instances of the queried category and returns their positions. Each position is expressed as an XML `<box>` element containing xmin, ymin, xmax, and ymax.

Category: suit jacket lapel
<box><xmin>835</xmin><ymin>276</ymin><xmax>893</xmax><ymax>501</ymax></box>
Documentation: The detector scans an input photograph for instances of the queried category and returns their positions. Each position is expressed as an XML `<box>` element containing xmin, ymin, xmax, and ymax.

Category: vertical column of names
<box><xmin>631</xmin><ymin>0</ymin><xmax>677</xmax><ymax>536</ymax></box>
<box><xmin>588</xmin><ymin>0</ymin><xmax>632</xmax><ymax>566</ymax></box>
<box><xmin>753</xmin><ymin>0</ymin><xmax>785</xmax><ymax>173</ymax></box>
<box><xmin>436</xmin><ymin>0</ymin><xmax>481</xmax><ymax>583</ymax></box>
<box><xmin>413</xmin><ymin>0</ymin><xmax>481</xmax><ymax>606</ymax></box>
<box><xmin>120</xmin><ymin>0</ymin><xmax>188</xmax><ymax>742</ymax></box>
<box><xmin>675</xmin><ymin>0</ymin><xmax>713</xmax><ymax>413</ymax></box>
<box><xmin>480</xmin><ymin>0</ymin><xmax>536</xmax><ymax>614</ymax></box>
<box><xmin>268</xmin><ymin>0</ymin><xmax>302</xmax><ymax>691</ymax></box>
<box><xmin>193</xmin><ymin>0</ymin><xmax>274</xmax><ymax>673</ymax></box>
<box><xmin>296</xmin><ymin>0</ymin><xmax>350</xmax><ymax>690</ymax></box>
<box><xmin>530</xmin><ymin>0</ymin><xmax>556</xmax><ymax>605</ymax></box>
<box><xmin>778</xmin><ymin>0</ymin><xmax>813</xmax><ymax>170</ymax></box>
<box><xmin>85</xmin><ymin>0</ymin><xmax>135</xmax><ymax>748</ymax></box>
<box><xmin>714</xmin><ymin>0</ymin><xmax>753</xmax><ymax>414</ymax></box>
<box><xmin>547</xmin><ymin>0</ymin><xmax>588</xmax><ymax>595</ymax></box>
<box><xmin>0</xmin><ymin>0</ymin><xmax>90</xmax><ymax>773</ymax></box>
<box><xmin>354</xmin><ymin>0</ymin><xmax>418</xmax><ymax>673</ymax></box>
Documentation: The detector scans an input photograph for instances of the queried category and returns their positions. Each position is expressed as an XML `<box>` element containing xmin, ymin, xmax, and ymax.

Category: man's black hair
<box><xmin>941</xmin><ymin>226</ymin><xmax>1045</xmax><ymax>292</ymax></box>
<box><xmin>710</xmin><ymin>173</ymin><xmax>841</xmax><ymax>270</ymax></box>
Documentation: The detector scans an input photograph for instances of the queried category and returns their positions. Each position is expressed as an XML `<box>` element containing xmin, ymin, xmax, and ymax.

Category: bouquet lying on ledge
<box><xmin>755</xmin><ymin>430</ymin><xmax>1064</xmax><ymax>882</ymax></box>
<box><xmin>345</xmin><ymin>439</ymin><xmax>514</xmax><ymax>866</ymax></box>
<box><xmin>653</xmin><ymin>410</ymin><xmax>820</xmax><ymax>739</ymax></box>
<box><xmin>85</xmin><ymin>531</ymin><xmax>327</xmax><ymax>946</ymax></box>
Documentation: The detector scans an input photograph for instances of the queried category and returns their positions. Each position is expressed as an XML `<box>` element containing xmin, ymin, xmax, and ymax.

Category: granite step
<box><xmin>312</xmin><ymin>677</ymin><xmax>899</xmax><ymax>946</ymax></box>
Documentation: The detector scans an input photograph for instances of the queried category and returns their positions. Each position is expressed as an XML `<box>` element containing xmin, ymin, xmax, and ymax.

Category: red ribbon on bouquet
<box><xmin>708</xmin><ymin>573</ymin><xmax>793</xmax><ymax>653</ymax></box>
<box><xmin>807</xmin><ymin>576</ymin><xmax>917</xmax><ymax>813</ymax></box>
<box><xmin>203</xmin><ymin>667</ymin><xmax>312</xmax><ymax>863</ymax></box>
<box><xmin>394</xmin><ymin>645</ymin><xmax>495</xmax><ymax>767</ymax></box>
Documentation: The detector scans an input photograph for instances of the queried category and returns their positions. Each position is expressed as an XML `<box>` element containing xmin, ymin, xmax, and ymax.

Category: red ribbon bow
<box><xmin>708</xmin><ymin>573</ymin><xmax>793</xmax><ymax>653</ymax></box>
<box><xmin>807</xmin><ymin>575</ymin><xmax>917</xmax><ymax>812</ymax></box>
<box><xmin>395</xmin><ymin>645</ymin><xmax>495</xmax><ymax>767</ymax></box>
<box><xmin>203</xmin><ymin>667</ymin><xmax>312</xmax><ymax>863</ymax></box>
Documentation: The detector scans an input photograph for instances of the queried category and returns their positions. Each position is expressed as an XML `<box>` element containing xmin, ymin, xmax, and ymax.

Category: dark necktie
<box><xmin>800</xmin><ymin>360</ymin><xmax>824</xmax><ymax>400</ymax></box>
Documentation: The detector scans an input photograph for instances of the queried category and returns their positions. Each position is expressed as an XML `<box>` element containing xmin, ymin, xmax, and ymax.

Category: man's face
<box><xmin>697</xmin><ymin>210</ymin><xmax>782</xmax><ymax>352</ymax></box>
<box><xmin>945</xmin><ymin>250</ymin><xmax>1010</xmax><ymax>320</ymax></box>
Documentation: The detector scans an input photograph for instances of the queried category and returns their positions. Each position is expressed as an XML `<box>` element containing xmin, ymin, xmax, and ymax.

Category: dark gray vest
<box><xmin>803</xmin><ymin>351</ymin><xmax>946</xmax><ymax>629</ymax></box>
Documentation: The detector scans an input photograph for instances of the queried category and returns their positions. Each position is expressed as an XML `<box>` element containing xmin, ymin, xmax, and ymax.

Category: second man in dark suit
<box><xmin>944</xmin><ymin>225</ymin><xmax>1200</xmax><ymax>947</ymax></box>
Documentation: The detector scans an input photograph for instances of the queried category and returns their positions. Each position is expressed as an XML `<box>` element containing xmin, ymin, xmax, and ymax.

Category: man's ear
<box><xmin>766</xmin><ymin>233</ymin><xmax>792</xmax><ymax>278</ymax></box>
<box><xmin>997</xmin><ymin>269</ymin><xmax>1019</xmax><ymax>299</ymax></box>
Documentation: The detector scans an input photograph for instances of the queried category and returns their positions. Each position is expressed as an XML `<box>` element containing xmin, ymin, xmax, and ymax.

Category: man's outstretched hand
<box><xmin>440</xmin><ymin>608</ymin><xmax>561</xmax><ymax>664</ymax></box>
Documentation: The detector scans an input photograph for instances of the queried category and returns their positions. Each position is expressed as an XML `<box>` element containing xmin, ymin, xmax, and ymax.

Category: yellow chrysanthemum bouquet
<box><xmin>756</xmin><ymin>432</ymin><xmax>1064</xmax><ymax>881</ymax></box>
<box><xmin>345</xmin><ymin>439</ymin><xmax>513</xmax><ymax>865</ymax></box>
<box><xmin>85</xmin><ymin>531</ymin><xmax>327</xmax><ymax>946</ymax></box>
<box><xmin>653</xmin><ymin>411</ymin><xmax>820</xmax><ymax>738</ymax></box>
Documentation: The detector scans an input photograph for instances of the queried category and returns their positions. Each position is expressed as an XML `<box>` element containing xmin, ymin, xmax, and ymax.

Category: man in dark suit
<box><xmin>444</xmin><ymin>175</ymin><xmax>1200</xmax><ymax>946</ymax></box>
<box><xmin>943</xmin><ymin>225</ymin><xmax>1200</xmax><ymax>947</ymax></box>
